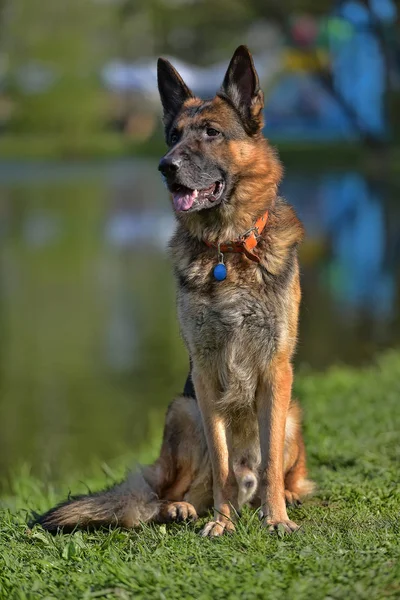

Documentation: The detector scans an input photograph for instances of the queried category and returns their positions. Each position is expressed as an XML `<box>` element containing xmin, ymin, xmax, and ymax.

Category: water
<box><xmin>0</xmin><ymin>159</ymin><xmax>399</xmax><ymax>485</ymax></box>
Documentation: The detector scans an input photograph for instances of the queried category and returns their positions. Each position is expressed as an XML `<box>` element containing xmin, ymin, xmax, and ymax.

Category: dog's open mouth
<box><xmin>171</xmin><ymin>181</ymin><xmax>225</xmax><ymax>212</ymax></box>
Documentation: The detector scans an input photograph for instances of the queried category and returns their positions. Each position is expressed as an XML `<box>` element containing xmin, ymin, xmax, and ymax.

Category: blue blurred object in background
<box><xmin>265</xmin><ymin>0</ymin><xmax>397</xmax><ymax>141</ymax></box>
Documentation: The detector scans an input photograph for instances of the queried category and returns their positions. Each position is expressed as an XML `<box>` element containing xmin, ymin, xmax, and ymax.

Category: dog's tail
<box><xmin>34</xmin><ymin>468</ymin><xmax>161</xmax><ymax>533</ymax></box>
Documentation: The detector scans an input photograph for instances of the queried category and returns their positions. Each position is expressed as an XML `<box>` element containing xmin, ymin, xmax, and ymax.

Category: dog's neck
<box><xmin>203</xmin><ymin>209</ymin><xmax>270</xmax><ymax>263</ymax></box>
<box><xmin>179</xmin><ymin>192</ymin><xmax>276</xmax><ymax>243</ymax></box>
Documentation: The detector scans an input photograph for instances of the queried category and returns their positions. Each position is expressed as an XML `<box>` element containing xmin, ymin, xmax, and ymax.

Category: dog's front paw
<box><xmin>200</xmin><ymin>519</ymin><xmax>235</xmax><ymax>537</ymax></box>
<box><xmin>258</xmin><ymin>507</ymin><xmax>299</xmax><ymax>534</ymax></box>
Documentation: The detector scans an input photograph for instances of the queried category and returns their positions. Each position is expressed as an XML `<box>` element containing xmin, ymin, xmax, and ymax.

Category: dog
<box><xmin>35</xmin><ymin>46</ymin><xmax>314</xmax><ymax>536</ymax></box>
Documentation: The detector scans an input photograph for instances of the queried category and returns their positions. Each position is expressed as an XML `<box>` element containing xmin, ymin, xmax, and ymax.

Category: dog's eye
<box><xmin>206</xmin><ymin>128</ymin><xmax>220</xmax><ymax>138</ymax></box>
<box><xmin>170</xmin><ymin>133</ymin><xmax>179</xmax><ymax>145</ymax></box>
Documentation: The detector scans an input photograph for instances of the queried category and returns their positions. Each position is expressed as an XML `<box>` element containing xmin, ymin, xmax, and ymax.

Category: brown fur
<box><xmin>34</xmin><ymin>46</ymin><xmax>314</xmax><ymax>536</ymax></box>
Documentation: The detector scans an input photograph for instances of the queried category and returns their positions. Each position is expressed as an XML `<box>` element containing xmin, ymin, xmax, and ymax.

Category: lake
<box><xmin>0</xmin><ymin>159</ymin><xmax>399</xmax><ymax>486</ymax></box>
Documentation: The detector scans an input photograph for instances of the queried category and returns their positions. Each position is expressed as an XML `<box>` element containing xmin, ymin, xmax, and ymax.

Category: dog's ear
<box><xmin>157</xmin><ymin>58</ymin><xmax>194</xmax><ymax>129</ymax></box>
<box><xmin>220</xmin><ymin>46</ymin><xmax>264</xmax><ymax>134</ymax></box>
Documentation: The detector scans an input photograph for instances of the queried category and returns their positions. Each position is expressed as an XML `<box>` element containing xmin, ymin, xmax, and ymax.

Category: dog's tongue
<box><xmin>172</xmin><ymin>188</ymin><xmax>198</xmax><ymax>211</ymax></box>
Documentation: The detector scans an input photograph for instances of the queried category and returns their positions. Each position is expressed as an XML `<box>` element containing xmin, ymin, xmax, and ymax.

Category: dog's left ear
<box><xmin>220</xmin><ymin>46</ymin><xmax>264</xmax><ymax>134</ymax></box>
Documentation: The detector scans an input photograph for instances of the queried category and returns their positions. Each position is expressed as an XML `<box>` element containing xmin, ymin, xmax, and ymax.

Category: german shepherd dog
<box><xmin>35</xmin><ymin>46</ymin><xmax>314</xmax><ymax>536</ymax></box>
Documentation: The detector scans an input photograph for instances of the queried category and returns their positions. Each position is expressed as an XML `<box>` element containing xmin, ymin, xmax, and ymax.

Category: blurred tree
<box><xmin>6</xmin><ymin>0</ymin><xmax>115</xmax><ymax>140</ymax></box>
<box><xmin>2</xmin><ymin>0</ymin><xmax>398</xmax><ymax>150</ymax></box>
<box><xmin>121</xmin><ymin>0</ymin><xmax>254</xmax><ymax>63</ymax></box>
<box><xmin>120</xmin><ymin>0</ymin><xmax>340</xmax><ymax>64</ymax></box>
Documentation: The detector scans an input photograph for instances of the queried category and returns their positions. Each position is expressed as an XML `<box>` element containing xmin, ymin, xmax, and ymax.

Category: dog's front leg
<box><xmin>192</xmin><ymin>368</ymin><xmax>237</xmax><ymax>537</ymax></box>
<box><xmin>257</xmin><ymin>356</ymin><xmax>299</xmax><ymax>533</ymax></box>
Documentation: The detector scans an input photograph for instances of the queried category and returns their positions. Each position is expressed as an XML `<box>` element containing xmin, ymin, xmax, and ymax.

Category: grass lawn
<box><xmin>1</xmin><ymin>351</ymin><xmax>399</xmax><ymax>599</ymax></box>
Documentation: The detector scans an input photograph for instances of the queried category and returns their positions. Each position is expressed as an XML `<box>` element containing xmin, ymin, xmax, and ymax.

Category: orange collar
<box><xmin>204</xmin><ymin>210</ymin><xmax>268</xmax><ymax>263</ymax></box>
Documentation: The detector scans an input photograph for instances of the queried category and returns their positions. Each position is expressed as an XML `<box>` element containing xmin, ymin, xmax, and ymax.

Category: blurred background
<box><xmin>0</xmin><ymin>0</ymin><xmax>399</xmax><ymax>489</ymax></box>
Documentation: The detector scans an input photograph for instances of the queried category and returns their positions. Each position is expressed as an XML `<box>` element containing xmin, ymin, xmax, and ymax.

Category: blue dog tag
<box><xmin>213</xmin><ymin>263</ymin><xmax>227</xmax><ymax>281</ymax></box>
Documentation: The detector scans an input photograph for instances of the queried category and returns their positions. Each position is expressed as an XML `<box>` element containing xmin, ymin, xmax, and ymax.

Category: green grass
<box><xmin>1</xmin><ymin>352</ymin><xmax>399</xmax><ymax>599</ymax></box>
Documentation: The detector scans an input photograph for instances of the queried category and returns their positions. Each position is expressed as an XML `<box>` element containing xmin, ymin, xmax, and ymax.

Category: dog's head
<box><xmin>157</xmin><ymin>46</ymin><xmax>280</xmax><ymax>219</ymax></box>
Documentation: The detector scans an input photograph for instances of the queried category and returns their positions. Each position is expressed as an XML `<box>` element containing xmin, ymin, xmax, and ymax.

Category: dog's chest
<box><xmin>177</xmin><ymin>260</ymin><xmax>280</xmax><ymax>360</ymax></box>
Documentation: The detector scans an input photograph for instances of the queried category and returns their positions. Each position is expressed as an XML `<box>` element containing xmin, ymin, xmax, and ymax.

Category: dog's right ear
<box><xmin>157</xmin><ymin>58</ymin><xmax>194</xmax><ymax>129</ymax></box>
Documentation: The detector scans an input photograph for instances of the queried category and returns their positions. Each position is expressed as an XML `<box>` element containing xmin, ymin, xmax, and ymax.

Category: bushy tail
<box><xmin>34</xmin><ymin>469</ymin><xmax>160</xmax><ymax>533</ymax></box>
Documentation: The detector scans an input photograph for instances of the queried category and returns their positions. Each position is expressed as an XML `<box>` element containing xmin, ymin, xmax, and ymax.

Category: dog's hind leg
<box><xmin>34</xmin><ymin>396</ymin><xmax>208</xmax><ymax>532</ymax></box>
<box><xmin>151</xmin><ymin>395</ymin><xmax>210</xmax><ymax>523</ymax></box>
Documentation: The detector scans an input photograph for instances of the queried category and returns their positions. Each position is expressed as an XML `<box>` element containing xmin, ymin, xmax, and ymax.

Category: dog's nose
<box><xmin>158</xmin><ymin>156</ymin><xmax>182</xmax><ymax>176</ymax></box>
